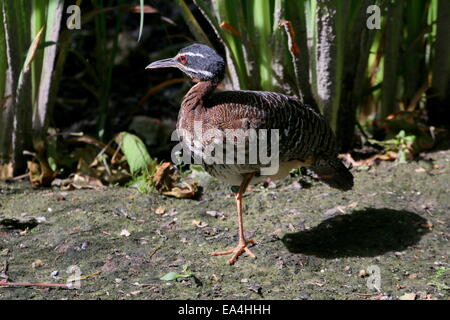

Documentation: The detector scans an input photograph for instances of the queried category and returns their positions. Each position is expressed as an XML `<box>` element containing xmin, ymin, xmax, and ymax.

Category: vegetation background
<box><xmin>0</xmin><ymin>0</ymin><xmax>449</xmax><ymax>184</ymax></box>
<box><xmin>0</xmin><ymin>0</ymin><xmax>449</xmax><ymax>300</ymax></box>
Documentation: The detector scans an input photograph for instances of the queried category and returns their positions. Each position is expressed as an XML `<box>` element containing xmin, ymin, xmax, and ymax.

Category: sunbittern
<box><xmin>146</xmin><ymin>44</ymin><xmax>353</xmax><ymax>265</ymax></box>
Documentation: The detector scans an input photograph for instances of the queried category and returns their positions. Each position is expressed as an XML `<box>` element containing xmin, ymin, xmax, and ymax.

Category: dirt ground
<box><xmin>0</xmin><ymin>150</ymin><xmax>449</xmax><ymax>300</ymax></box>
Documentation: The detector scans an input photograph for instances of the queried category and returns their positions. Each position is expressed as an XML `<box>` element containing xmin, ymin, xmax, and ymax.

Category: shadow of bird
<box><xmin>282</xmin><ymin>208</ymin><xmax>429</xmax><ymax>258</ymax></box>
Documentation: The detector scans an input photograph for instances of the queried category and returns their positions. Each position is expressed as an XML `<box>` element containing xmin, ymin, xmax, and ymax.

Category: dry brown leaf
<box><xmin>155</xmin><ymin>207</ymin><xmax>165</xmax><ymax>215</ymax></box>
<box><xmin>32</xmin><ymin>259</ymin><xmax>44</xmax><ymax>269</ymax></box>
<box><xmin>339</xmin><ymin>151</ymin><xmax>398</xmax><ymax>167</ymax></box>
<box><xmin>399</xmin><ymin>292</ymin><xmax>416</xmax><ymax>300</ymax></box>
<box><xmin>162</xmin><ymin>183</ymin><xmax>198</xmax><ymax>199</ymax></box>
<box><xmin>220</xmin><ymin>21</ymin><xmax>241</xmax><ymax>37</ymax></box>
<box><xmin>153</xmin><ymin>162</ymin><xmax>175</xmax><ymax>192</ymax></box>
<box><xmin>153</xmin><ymin>162</ymin><xmax>198</xmax><ymax>199</ymax></box>
<box><xmin>347</xmin><ymin>202</ymin><xmax>358</xmax><ymax>208</ymax></box>
<box><xmin>27</xmin><ymin>161</ymin><xmax>56</xmax><ymax>187</ymax></box>
<box><xmin>0</xmin><ymin>163</ymin><xmax>13</xmax><ymax>180</ymax></box>
<box><xmin>72</xmin><ymin>174</ymin><xmax>104</xmax><ymax>190</ymax></box>
<box><xmin>420</xmin><ymin>222</ymin><xmax>433</xmax><ymax>230</ymax></box>
<box><xmin>192</xmin><ymin>220</ymin><xmax>208</xmax><ymax>228</ymax></box>
<box><xmin>359</xmin><ymin>269</ymin><xmax>369</xmax><ymax>278</ymax></box>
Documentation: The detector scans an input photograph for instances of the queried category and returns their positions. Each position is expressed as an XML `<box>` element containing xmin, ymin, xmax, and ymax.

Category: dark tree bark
<box><xmin>427</xmin><ymin>0</ymin><xmax>450</xmax><ymax>126</ymax></box>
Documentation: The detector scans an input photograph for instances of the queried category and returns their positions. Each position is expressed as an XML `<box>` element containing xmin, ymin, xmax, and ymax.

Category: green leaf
<box><xmin>127</xmin><ymin>174</ymin><xmax>153</xmax><ymax>193</ymax></box>
<box><xmin>160</xmin><ymin>271</ymin><xmax>192</xmax><ymax>281</ymax></box>
<box><xmin>118</xmin><ymin>132</ymin><xmax>153</xmax><ymax>175</ymax></box>
<box><xmin>190</xmin><ymin>164</ymin><xmax>205</xmax><ymax>172</ymax></box>
<box><xmin>398</xmin><ymin>149</ymin><xmax>407</xmax><ymax>163</ymax></box>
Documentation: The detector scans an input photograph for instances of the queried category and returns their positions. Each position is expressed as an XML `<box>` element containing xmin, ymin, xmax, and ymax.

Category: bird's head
<box><xmin>146</xmin><ymin>43</ymin><xmax>225</xmax><ymax>82</ymax></box>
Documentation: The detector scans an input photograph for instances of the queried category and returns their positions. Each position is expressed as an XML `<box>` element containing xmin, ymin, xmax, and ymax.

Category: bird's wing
<box><xmin>203</xmin><ymin>90</ymin><xmax>337</xmax><ymax>161</ymax></box>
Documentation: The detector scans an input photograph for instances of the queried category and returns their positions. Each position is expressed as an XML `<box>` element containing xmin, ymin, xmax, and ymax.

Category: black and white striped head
<box><xmin>146</xmin><ymin>44</ymin><xmax>225</xmax><ymax>82</ymax></box>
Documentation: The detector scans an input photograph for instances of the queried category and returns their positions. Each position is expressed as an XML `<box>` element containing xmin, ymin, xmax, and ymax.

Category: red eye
<box><xmin>179</xmin><ymin>55</ymin><xmax>187</xmax><ymax>64</ymax></box>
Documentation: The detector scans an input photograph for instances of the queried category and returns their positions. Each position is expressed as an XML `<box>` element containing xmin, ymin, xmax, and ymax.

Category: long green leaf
<box><xmin>118</xmin><ymin>132</ymin><xmax>153</xmax><ymax>176</ymax></box>
<box><xmin>31</xmin><ymin>0</ymin><xmax>47</xmax><ymax>105</ymax></box>
<box><xmin>33</xmin><ymin>0</ymin><xmax>64</xmax><ymax>137</ymax></box>
<box><xmin>250</xmin><ymin>0</ymin><xmax>273</xmax><ymax>90</ymax></box>
<box><xmin>175</xmin><ymin>0</ymin><xmax>211</xmax><ymax>46</ymax></box>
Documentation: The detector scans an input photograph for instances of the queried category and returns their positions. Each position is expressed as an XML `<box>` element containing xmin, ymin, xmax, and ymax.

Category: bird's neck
<box><xmin>181</xmin><ymin>80</ymin><xmax>218</xmax><ymax>113</ymax></box>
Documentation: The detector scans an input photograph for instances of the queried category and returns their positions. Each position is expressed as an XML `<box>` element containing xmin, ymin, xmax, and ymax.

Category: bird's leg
<box><xmin>210</xmin><ymin>173</ymin><xmax>256</xmax><ymax>265</ymax></box>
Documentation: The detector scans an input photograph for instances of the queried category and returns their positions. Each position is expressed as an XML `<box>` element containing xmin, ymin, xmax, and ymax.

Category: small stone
<box><xmin>32</xmin><ymin>259</ymin><xmax>44</xmax><ymax>269</ymax></box>
<box><xmin>359</xmin><ymin>269</ymin><xmax>369</xmax><ymax>278</ymax></box>
<box><xmin>120</xmin><ymin>229</ymin><xmax>131</xmax><ymax>237</ymax></box>
<box><xmin>399</xmin><ymin>293</ymin><xmax>416</xmax><ymax>300</ymax></box>
<box><xmin>50</xmin><ymin>270</ymin><xmax>60</xmax><ymax>279</ymax></box>
<box><xmin>36</xmin><ymin>216</ymin><xmax>47</xmax><ymax>223</ymax></box>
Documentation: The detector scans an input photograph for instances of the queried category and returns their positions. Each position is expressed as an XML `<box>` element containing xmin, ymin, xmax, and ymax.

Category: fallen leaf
<box><xmin>27</xmin><ymin>161</ymin><xmax>56</xmax><ymax>187</ymax></box>
<box><xmin>0</xmin><ymin>163</ymin><xmax>13</xmax><ymax>180</ymax></box>
<box><xmin>163</xmin><ymin>208</ymin><xmax>178</xmax><ymax>217</ymax></box>
<box><xmin>347</xmin><ymin>202</ymin><xmax>358</xmax><ymax>208</ymax></box>
<box><xmin>399</xmin><ymin>293</ymin><xmax>416</xmax><ymax>300</ymax></box>
<box><xmin>192</xmin><ymin>220</ymin><xmax>208</xmax><ymax>228</ymax></box>
<box><xmin>420</xmin><ymin>222</ymin><xmax>433</xmax><ymax>230</ymax></box>
<box><xmin>120</xmin><ymin>229</ymin><xmax>131</xmax><ymax>237</ymax></box>
<box><xmin>129</xmin><ymin>290</ymin><xmax>141</xmax><ymax>296</ymax></box>
<box><xmin>153</xmin><ymin>162</ymin><xmax>199</xmax><ymax>199</ymax></box>
<box><xmin>160</xmin><ymin>271</ymin><xmax>192</xmax><ymax>281</ymax></box>
<box><xmin>359</xmin><ymin>269</ymin><xmax>369</xmax><ymax>278</ymax></box>
<box><xmin>32</xmin><ymin>259</ymin><xmax>44</xmax><ymax>269</ymax></box>
<box><xmin>155</xmin><ymin>206</ymin><xmax>165</xmax><ymax>215</ymax></box>
<box><xmin>162</xmin><ymin>183</ymin><xmax>198</xmax><ymax>199</ymax></box>
<box><xmin>56</xmin><ymin>174</ymin><xmax>105</xmax><ymax>190</ymax></box>
<box><xmin>206</xmin><ymin>210</ymin><xmax>224</xmax><ymax>219</ymax></box>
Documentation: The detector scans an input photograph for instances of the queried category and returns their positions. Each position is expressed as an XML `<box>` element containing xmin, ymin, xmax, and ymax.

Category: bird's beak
<box><xmin>145</xmin><ymin>57</ymin><xmax>178</xmax><ymax>70</ymax></box>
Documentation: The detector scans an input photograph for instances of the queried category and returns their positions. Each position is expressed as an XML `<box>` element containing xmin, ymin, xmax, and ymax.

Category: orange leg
<box><xmin>210</xmin><ymin>173</ymin><xmax>256</xmax><ymax>265</ymax></box>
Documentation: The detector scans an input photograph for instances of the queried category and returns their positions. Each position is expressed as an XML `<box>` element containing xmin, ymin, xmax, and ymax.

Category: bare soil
<box><xmin>0</xmin><ymin>150</ymin><xmax>449</xmax><ymax>300</ymax></box>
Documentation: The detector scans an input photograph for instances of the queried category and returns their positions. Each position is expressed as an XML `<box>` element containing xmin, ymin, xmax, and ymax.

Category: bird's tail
<box><xmin>308</xmin><ymin>158</ymin><xmax>353</xmax><ymax>191</ymax></box>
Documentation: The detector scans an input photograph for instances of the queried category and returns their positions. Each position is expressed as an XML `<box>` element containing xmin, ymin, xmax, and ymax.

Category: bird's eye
<box><xmin>179</xmin><ymin>55</ymin><xmax>187</xmax><ymax>64</ymax></box>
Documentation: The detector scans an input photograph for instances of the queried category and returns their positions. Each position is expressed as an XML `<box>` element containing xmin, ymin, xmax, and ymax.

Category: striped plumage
<box><xmin>147</xmin><ymin>44</ymin><xmax>353</xmax><ymax>264</ymax></box>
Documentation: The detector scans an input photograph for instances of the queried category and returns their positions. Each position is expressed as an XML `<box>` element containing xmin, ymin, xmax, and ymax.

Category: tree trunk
<box><xmin>427</xmin><ymin>0</ymin><xmax>450</xmax><ymax>126</ymax></box>
<box><xmin>2</xmin><ymin>0</ymin><xmax>33</xmax><ymax>174</ymax></box>
<box><xmin>336</xmin><ymin>0</ymin><xmax>378</xmax><ymax>151</ymax></box>
<box><xmin>315</xmin><ymin>0</ymin><xmax>345</xmax><ymax>133</ymax></box>
<box><xmin>380</xmin><ymin>0</ymin><xmax>403</xmax><ymax>120</ymax></box>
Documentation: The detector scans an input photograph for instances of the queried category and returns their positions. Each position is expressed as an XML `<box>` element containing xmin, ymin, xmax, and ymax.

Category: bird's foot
<box><xmin>209</xmin><ymin>240</ymin><xmax>256</xmax><ymax>265</ymax></box>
